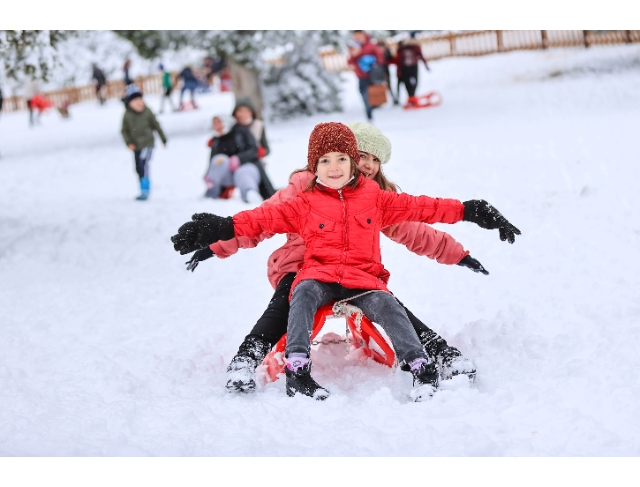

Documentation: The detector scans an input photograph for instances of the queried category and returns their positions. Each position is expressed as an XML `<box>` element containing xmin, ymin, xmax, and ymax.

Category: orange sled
<box><xmin>403</xmin><ymin>91</ymin><xmax>443</xmax><ymax>110</ymax></box>
<box><xmin>262</xmin><ymin>302</ymin><xmax>396</xmax><ymax>383</ymax></box>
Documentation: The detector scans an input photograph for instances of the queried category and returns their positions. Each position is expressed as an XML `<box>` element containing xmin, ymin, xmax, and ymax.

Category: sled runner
<box><xmin>262</xmin><ymin>301</ymin><xmax>396</xmax><ymax>383</ymax></box>
<box><xmin>403</xmin><ymin>91</ymin><xmax>443</xmax><ymax>110</ymax></box>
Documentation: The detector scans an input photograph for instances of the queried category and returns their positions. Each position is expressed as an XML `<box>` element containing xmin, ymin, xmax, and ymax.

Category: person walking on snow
<box><xmin>394</xmin><ymin>31</ymin><xmax>430</xmax><ymax>107</ymax></box>
<box><xmin>348</xmin><ymin>31</ymin><xmax>383</xmax><ymax>121</ymax></box>
<box><xmin>123</xmin><ymin>59</ymin><xmax>134</xmax><ymax>87</ymax></box>
<box><xmin>120</xmin><ymin>86</ymin><xmax>167</xmax><ymax>201</ymax></box>
<box><xmin>171</xmin><ymin>122</ymin><xmax>521</xmax><ymax>401</ymax></box>
<box><xmin>187</xmin><ymin>122</ymin><xmax>487</xmax><ymax>395</ymax></box>
<box><xmin>377</xmin><ymin>40</ymin><xmax>399</xmax><ymax>105</ymax></box>
<box><xmin>23</xmin><ymin>79</ymin><xmax>42</xmax><ymax>127</ymax></box>
<box><xmin>177</xmin><ymin>66</ymin><xmax>199</xmax><ymax>110</ymax></box>
<box><xmin>158</xmin><ymin>63</ymin><xmax>175</xmax><ymax>114</ymax></box>
<box><xmin>92</xmin><ymin>63</ymin><xmax>107</xmax><ymax>105</ymax></box>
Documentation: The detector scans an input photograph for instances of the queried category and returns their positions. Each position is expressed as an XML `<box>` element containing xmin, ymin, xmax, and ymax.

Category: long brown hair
<box><xmin>290</xmin><ymin>160</ymin><xmax>400</xmax><ymax>193</ymax></box>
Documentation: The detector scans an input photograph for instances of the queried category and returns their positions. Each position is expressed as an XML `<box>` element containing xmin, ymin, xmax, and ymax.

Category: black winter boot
<box><xmin>225</xmin><ymin>335</ymin><xmax>272</xmax><ymax>393</ymax></box>
<box><xmin>285</xmin><ymin>361</ymin><xmax>330</xmax><ymax>400</ymax></box>
<box><xmin>409</xmin><ymin>359</ymin><xmax>439</xmax><ymax>402</ymax></box>
<box><xmin>419</xmin><ymin>330</ymin><xmax>477</xmax><ymax>383</ymax></box>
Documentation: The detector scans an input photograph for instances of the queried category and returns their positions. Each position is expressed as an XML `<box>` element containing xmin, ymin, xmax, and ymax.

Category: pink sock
<box><xmin>286</xmin><ymin>353</ymin><xmax>309</xmax><ymax>372</ymax></box>
<box><xmin>409</xmin><ymin>357</ymin><xmax>428</xmax><ymax>372</ymax></box>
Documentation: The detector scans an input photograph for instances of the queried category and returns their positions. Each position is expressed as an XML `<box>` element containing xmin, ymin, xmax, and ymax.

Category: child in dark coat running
<box><xmin>171</xmin><ymin>123</ymin><xmax>521</xmax><ymax>401</ymax></box>
<box><xmin>120</xmin><ymin>87</ymin><xmax>167</xmax><ymax>201</ymax></box>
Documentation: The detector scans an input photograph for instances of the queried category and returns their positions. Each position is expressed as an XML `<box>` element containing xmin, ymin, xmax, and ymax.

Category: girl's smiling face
<box><xmin>357</xmin><ymin>151</ymin><xmax>381</xmax><ymax>179</ymax></box>
<box><xmin>316</xmin><ymin>152</ymin><xmax>353</xmax><ymax>189</ymax></box>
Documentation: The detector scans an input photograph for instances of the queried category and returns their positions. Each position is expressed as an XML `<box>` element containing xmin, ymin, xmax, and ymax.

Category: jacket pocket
<box><xmin>353</xmin><ymin>208</ymin><xmax>379</xmax><ymax>259</ymax></box>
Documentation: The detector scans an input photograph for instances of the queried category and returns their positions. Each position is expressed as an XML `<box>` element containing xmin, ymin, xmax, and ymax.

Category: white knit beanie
<box><xmin>346</xmin><ymin>122</ymin><xmax>392</xmax><ymax>164</ymax></box>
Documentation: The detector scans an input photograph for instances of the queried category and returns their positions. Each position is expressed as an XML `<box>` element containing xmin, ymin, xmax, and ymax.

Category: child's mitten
<box><xmin>171</xmin><ymin>213</ymin><xmax>235</xmax><ymax>255</ymax></box>
<box><xmin>462</xmin><ymin>199</ymin><xmax>521</xmax><ymax>244</ymax></box>
<box><xmin>228</xmin><ymin>155</ymin><xmax>240</xmax><ymax>172</ymax></box>
<box><xmin>185</xmin><ymin>247</ymin><xmax>214</xmax><ymax>272</ymax></box>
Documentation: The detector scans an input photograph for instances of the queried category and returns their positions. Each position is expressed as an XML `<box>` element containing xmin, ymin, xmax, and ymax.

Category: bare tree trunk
<box><xmin>228</xmin><ymin>58</ymin><xmax>264</xmax><ymax>119</ymax></box>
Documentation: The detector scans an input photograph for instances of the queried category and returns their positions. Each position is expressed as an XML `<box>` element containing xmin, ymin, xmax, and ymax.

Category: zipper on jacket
<box><xmin>337</xmin><ymin>189</ymin><xmax>348</xmax><ymax>284</ymax></box>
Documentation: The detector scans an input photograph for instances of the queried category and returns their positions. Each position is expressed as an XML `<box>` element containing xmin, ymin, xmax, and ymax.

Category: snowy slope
<box><xmin>1</xmin><ymin>44</ymin><xmax>640</xmax><ymax>456</ymax></box>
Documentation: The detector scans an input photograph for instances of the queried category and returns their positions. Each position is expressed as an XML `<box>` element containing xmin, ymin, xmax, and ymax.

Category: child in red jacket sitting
<box><xmin>171</xmin><ymin>123</ymin><xmax>520</xmax><ymax>401</ymax></box>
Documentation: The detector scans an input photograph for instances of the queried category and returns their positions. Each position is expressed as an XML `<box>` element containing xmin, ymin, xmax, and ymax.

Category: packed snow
<box><xmin>1</xmin><ymin>44</ymin><xmax>640</xmax><ymax>457</ymax></box>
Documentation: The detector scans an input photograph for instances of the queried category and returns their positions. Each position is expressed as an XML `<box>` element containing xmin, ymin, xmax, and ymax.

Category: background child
<box><xmin>158</xmin><ymin>63</ymin><xmax>174</xmax><ymax>114</ymax></box>
<box><xmin>120</xmin><ymin>87</ymin><xmax>167</xmax><ymax>201</ymax></box>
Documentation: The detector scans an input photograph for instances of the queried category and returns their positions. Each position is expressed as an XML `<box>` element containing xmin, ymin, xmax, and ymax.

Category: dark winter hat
<box><xmin>307</xmin><ymin>123</ymin><xmax>360</xmax><ymax>172</ymax></box>
<box><xmin>232</xmin><ymin>97</ymin><xmax>256</xmax><ymax>119</ymax></box>
<box><xmin>125</xmin><ymin>85</ymin><xmax>142</xmax><ymax>104</ymax></box>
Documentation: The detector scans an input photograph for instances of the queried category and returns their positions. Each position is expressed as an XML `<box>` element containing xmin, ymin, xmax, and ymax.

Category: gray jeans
<box><xmin>287</xmin><ymin>279</ymin><xmax>427</xmax><ymax>365</ymax></box>
<box><xmin>206</xmin><ymin>156</ymin><xmax>260</xmax><ymax>202</ymax></box>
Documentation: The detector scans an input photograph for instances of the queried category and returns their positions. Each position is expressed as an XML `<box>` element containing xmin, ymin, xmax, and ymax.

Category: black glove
<box><xmin>185</xmin><ymin>247</ymin><xmax>214</xmax><ymax>272</ymax></box>
<box><xmin>462</xmin><ymin>200</ymin><xmax>521</xmax><ymax>244</ymax></box>
<box><xmin>170</xmin><ymin>212</ymin><xmax>235</xmax><ymax>255</ymax></box>
<box><xmin>457</xmin><ymin>255</ymin><xmax>489</xmax><ymax>275</ymax></box>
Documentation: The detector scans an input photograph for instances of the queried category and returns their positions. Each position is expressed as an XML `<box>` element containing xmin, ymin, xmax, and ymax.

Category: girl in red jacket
<box><xmin>171</xmin><ymin>123</ymin><xmax>520</xmax><ymax>401</ymax></box>
<box><xmin>188</xmin><ymin>122</ymin><xmax>485</xmax><ymax>394</ymax></box>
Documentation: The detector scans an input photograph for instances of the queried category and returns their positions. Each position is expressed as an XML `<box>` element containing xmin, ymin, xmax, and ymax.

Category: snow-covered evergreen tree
<box><xmin>114</xmin><ymin>30</ymin><xmax>347</xmax><ymax>121</ymax></box>
<box><xmin>0</xmin><ymin>30</ymin><xmax>73</xmax><ymax>82</ymax></box>
<box><xmin>262</xmin><ymin>31</ymin><xmax>344</xmax><ymax>121</ymax></box>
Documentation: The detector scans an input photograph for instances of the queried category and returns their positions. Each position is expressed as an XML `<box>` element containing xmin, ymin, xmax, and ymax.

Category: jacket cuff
<box><xmin>219</xmin><ymin>216</ymin><xmax>235</xmax><ymax>241</ymax></box>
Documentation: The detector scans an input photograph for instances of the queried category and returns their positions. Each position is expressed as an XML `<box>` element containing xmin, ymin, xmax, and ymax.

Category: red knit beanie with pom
<box><xmin>307</xmin><ymin>122</ymin><xmax>360</xmax><ymax>172</ymax></box>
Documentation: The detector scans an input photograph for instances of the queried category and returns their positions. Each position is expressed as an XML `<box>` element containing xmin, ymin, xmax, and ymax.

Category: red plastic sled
<box><xmin>403</xmin><ymin>91</ymin><xmax>443</xmax><ymax>110</ymax></box>
<box><xmin>262</xmin><ymin>302</ymin><xmax>396</xmax><ymax>383</ymax></box>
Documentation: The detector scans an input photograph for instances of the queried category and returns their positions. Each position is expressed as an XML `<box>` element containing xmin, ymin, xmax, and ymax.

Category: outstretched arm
<box><xmin>378</xmin><ymin>191</ymin><xmax>520</xmax><ymax>244</ymax></box>
<box><xmin>378</xmin><ymin>191</ymin><xmax>465</xmax><ymax>227</ymax></box>
<box><xmin>382</xmin><ymin>221</ymin><xmax>489</xmax><ymax>274</ymax></box>
<box><xmin>209</xmin><ymin>171</ymin><xmax>314</xmax><ymax>259</ymax></box>
<box><xmin>382</xmin><ymin>221</ymin><xmax>469</xmax><ymax>265</ymax></box>
<box><xmin>170</xmin><ymin>197</ymin><xmax>308</xmax><ymax>255</ymax></box>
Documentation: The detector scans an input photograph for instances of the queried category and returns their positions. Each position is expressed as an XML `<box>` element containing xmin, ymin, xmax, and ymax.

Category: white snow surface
<box><xmin>1</xmin><ymin>45</ymin><xmax>640</xmax><ymax>456</ymax></box>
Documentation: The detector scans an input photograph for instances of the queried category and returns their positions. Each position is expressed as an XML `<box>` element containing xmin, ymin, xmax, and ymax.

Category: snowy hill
<box><xmin>1</xmin><ymin>44</ymin><xmax>640</xmax><ymax>457</ymax></box>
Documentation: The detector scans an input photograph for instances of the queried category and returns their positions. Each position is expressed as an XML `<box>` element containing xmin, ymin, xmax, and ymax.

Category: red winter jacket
<box><xmin>211</xmin><ymin>171</ymin><xmax>468</xmax><ymax>289</ymax></box>
<box><xmin>348</xmin><ymin>34</ymin><xmax>384</xmax><ymax>80</ymax></box>
<box><xmin>230</xmin><ymin>174</ymin><xmax>465</xmax><ymax>296</ymax></box>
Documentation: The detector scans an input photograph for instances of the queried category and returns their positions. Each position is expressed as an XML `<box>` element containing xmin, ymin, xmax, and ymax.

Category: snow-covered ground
<box><xmin>1</xmin><ymin>44</ymin><xmax>640</xmax><ymax>457</ymax></box>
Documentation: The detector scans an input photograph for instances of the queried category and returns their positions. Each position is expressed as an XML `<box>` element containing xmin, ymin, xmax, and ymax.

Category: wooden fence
<box><xmin>1</xmin><ymin>73</ymin><xmax>173</xmax><ymax>114</ymax></box>
<box><xmin>2</xmin><ymin>30</ymin><xmax>639</xmax><ymax>113</ymax></box>
<box><xmin>320</xmin><ymin>29</ymin><xmax>640</xmax><ymax>71</ymax></box>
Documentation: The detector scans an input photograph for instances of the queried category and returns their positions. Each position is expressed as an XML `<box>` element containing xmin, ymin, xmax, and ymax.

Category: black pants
<box><xmin>245</xmin><ymin>272</ymin><xmax>442</xmax><ymax>349</ymax></box>
<box><xmin>134</xmin><ymin>147</ymin><xmax>154</xmax><ymax>180</ymax></box>
<box><xmin>400</xmin><ymin>65</ymin><xmax>419</xmax><ymax>98</ymax></box>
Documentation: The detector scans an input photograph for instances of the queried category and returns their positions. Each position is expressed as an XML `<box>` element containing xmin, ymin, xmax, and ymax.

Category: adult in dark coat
<box><xmin>205</xmin><ymin>115</ymin><xmax>276</xmax><ymax>202</ymax></box>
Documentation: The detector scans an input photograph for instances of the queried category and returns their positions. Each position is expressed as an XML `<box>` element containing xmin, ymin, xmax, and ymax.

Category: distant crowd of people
<box><xmin>348</xmin><ymin>30</ymin><xmax>430</xmax><ymax>120</ymax></box>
